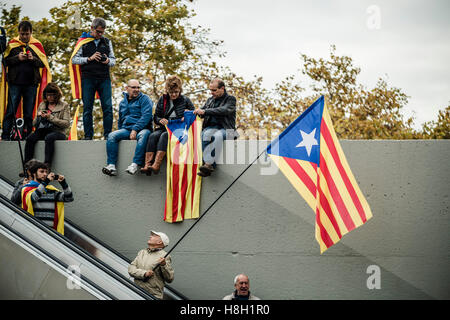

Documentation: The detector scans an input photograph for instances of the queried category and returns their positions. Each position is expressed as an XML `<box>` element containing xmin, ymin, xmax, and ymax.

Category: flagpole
<box><xmin>153</xmin><ymin>145</ymin><xmax>268</xmax><ymax>270</ymax></box>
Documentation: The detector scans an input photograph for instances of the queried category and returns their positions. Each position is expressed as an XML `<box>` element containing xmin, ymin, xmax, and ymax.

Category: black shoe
<box><xmin>197</xmin><ymin>170</ymin><xmax>211</xmax><ymax>177</ymax></box>
<box><xmin>82</xmin><ymin>137</ymin><xmax>93</xmax><ymax>140</ymax></box>
<box><xmin>199</xmin><ymin>163</ymin><xmax>214</xmax><ymax>175</ymax></box>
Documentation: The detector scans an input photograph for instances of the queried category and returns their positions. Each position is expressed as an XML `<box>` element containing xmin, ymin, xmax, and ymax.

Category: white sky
<box><xmin>5</xmin><ymin>0</ymin><xmax>450</xmax><ymax>129</ymax></box>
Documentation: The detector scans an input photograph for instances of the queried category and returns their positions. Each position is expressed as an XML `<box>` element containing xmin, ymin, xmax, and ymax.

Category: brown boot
<box><xmin>140</xmin><ymin>152</ymin><xmax>155</xmax><ymax>175</ymax></box>
<box><xmin>150</xmin><ymin>151</ymin><xmax>166</xmax><ymax>174</ymax></box>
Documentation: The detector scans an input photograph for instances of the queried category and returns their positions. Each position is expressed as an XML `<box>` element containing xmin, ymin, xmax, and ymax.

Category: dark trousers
<box><xmin>1</xmin><ymin>84</ymin><xmax>37</xmax><ymax>140</ymax></box>
<box><xmin>24</xmin><ymin>129</ymin><xmax>66</xmax><ymax>165</ymax></box>
<box><xmin>145</xmin><ymin>129</ymin><xmax>168</xmax><ymax>153</ymax></box>
<box><xmin>81</xmin><ymin>78</ymin><xmax>113</xmax><ymax>139</ymax></box>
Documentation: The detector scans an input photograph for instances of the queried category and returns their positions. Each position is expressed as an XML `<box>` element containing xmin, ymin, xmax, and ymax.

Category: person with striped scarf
<box><xmin>21</xmin><ymin>161</ymin><xmax>73</xmax><ymax>235</ymax></box>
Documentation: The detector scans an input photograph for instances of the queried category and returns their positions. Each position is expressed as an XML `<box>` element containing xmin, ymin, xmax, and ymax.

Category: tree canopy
<box><xmin>0</xmin><ymin>1</ymin><xmax>448</xmax><ymax>139</ymax></box>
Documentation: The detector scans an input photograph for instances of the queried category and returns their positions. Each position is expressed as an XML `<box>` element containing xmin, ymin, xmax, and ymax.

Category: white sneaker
<box><xmin>102</xmin><ymin>164</ymin><xmax>117</xmax><ymax>176</ymax></box>
<box><xmin>126</xmin><ymin>163</ymin><xmax>139</xmax><ymax>175</ymax></box>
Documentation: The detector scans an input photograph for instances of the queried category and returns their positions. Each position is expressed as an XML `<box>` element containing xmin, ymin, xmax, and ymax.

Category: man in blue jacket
<box><xmin>102</xmin><ymin>79</ymin><xmax>153</xmax><ymax>176</ymax></box>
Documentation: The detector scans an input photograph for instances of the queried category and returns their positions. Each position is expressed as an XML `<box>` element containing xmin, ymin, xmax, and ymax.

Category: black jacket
<box><xmin>153</xmin><ymin>94</ymin><xmax>194</xmax><ymax>130</ymax></box>
<box><xmin>200</xmin><ymin>91</ymin><xmax>238</xmax><ymax>138</ymax></box>
<box><xmin>4</xmin><ymin>45</ymin><xmax>45</xmax><ymax>86</ymax></box>
<box><xmin>80</xmin><ymin>37</ymin><xmax>111</xmax><ymax>79</ymax></box>
<box><xmin>0</xmin><ymin>27</ymin><xmax>6</xmax><ymax>55</ymax></box>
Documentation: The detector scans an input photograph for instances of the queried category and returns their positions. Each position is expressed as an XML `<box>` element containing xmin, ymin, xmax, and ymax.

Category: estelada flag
<box><xmin>68</xmin><ymin>104</ymin><xmax>80</xmax><ymax>140</ymax></box>
<box><xmin>69</xmin><ymin>32</ymin><xmax>95</xmax><ymax>99</ymax></box>
<box><xmin>266</xmin><ymin>96</ymin><xmax>373</xmax><ymax>253</ymax></box>
<box><xmin>164</xmin><ymin>111</ymin><xmax>203</xmax><ymax>223</ymax></box>
<box><xmin>0</xmin><ymin>36</ymin><xmax>52</xmax><ymax>126</ymax></box>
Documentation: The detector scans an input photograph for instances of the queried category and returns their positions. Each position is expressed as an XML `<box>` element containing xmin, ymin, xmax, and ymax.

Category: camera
<box><xmin>53</xmin><ymin>174</ymin><xmax>59</xmax><ymax>180</ymax></box>
<box><xmin>100</xmin><ymin>53</ymin><xmax>107</xmax><ymax>62</ymax></box>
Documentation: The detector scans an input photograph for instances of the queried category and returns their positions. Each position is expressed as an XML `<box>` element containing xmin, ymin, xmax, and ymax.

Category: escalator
<box><xmin>0</xmin><ymin>175</ymin><xmax>187</xmax><ymax>300</ymax></box>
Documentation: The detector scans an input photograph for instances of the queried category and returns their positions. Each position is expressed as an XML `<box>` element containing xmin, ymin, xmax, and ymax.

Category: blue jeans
<box><xmin>106</xmin><ymin>128</ymin><xmax>151</xmax><ymax>166</ymax></box>
<box><xmin>81</xmin><ymin>78</ymin><xmax>113</xmax><ymax>139</ymax></box>
<box><xmin>202</xmin><ymin>126</ymin><xmax>227</xmax><ymax>167</ymax></box>
<box><xmin>1</xmin><ymin>84</ymin><xmax>37</xmax><ymax>139</ymax></box>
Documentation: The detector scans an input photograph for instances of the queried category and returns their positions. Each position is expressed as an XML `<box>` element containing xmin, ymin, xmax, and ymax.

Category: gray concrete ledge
<box><xmin>0</xmin><ymin>140</ymin><xmax>449</xmax><ymax>299</ymax></box>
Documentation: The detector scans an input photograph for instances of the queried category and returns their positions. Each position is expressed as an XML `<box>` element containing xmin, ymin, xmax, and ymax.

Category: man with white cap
<box><xmin>128</xmin><ymin>230</ymin><xmax>174</xmax><ymax>299</ymax></box>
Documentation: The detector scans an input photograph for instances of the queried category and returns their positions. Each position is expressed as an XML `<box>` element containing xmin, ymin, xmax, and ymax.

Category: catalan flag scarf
<box><xmin>69</xmin><ymin>32</ymin><xmax>94</xmax><ymax>99</ymax></box>
<box><xmin>0</xmin><ymin>36</ymin><xmax>52</xmax><ymax>126</ymax></box>
<box><xmin>21</xmin><ymin>180</ymin><xmax>65</xmax><ymax>235</ymax></box>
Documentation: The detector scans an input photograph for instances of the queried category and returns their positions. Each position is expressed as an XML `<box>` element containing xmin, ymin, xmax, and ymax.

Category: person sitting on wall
<box><xmin>24</xmin><ymin>83</ymin><xmax>70</xmax><ymax>169</ymax></box>
<box><xmin>193</xmin><ymin>78</ymin><xmax>238</xmax><ymax>177</ymax></box>
<box><xmin>102</xmin><ymin>79</ymin><xmax>153</xmax><ymax>176</ymax></box>
<box><xmin>21</xmin><ymin>161</ymin><xmax>73</xmax><ymax>235</ymax></box>
<box><xmin>223</xmin><ymin>274</ymin><xmax>261</xmax><ymax>300</ymax></box>
<box><xmin>128</xmin><ymin>230</ymin><xmax>174</xmax><ymax>300</ymax></box>
<box><xmin>140</xmin><ymin>75</ymin><xmax>194</xmax><ymax>175</ymax></box>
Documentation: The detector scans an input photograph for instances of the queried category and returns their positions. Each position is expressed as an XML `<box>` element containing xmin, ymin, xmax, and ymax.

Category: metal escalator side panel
<box><xmin>0</xmin><ymin>221</ymin><xmax>112</xmax><ymax>300</ymax></box>
<box><xmin>0</xmin><ymin>198</ymin><xmax>155</xmax><ymax>300</ymax></box>
<box><xmin>0</xmin><ymin>175</ymin><xmax>184</xmax><ymax>300</ymax></box>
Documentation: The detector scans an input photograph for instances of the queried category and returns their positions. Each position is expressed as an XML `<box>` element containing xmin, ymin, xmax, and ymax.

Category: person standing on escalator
<box><xmin>128</xmin><ymin>230</ymin><xmax>174</xmax><ymax>299</ymax></box>
<box><xmin>21</xmin><ymin>161</ymin><xmax>73</xmax><ymax>235</ymax></box>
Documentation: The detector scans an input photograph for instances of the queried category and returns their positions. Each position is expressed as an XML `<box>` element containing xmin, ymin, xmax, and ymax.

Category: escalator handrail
<box><xmin>64</xmin><ymin>217</ymin><xmax>189</xmax><ymax>300</ymax></box>
<box><xmin>0</xmin><ymin>218</ymin><xmax>115</xmax><ymax>300</ymax></box>
<box><xmin>0</xmin><ymin>174</ymin><xmax>189</xmax><ymax>300</ymax></box>
<box><xmin>0</xmin><ymin>193</ymin><xmax>157</xmax><ymax>300</ymax></box>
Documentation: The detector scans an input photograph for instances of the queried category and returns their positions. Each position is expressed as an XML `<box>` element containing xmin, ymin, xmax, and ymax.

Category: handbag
<box><xmin>36</xmin><ymin>116</ymin><xmax>54</xmax><ymax>130</ymax></box>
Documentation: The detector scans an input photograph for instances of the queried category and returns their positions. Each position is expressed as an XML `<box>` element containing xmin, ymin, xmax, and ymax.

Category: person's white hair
<box><xmin>234</xmin><ymin>274</ymin><xmax>248</xmax><ymax>285</ymax></box>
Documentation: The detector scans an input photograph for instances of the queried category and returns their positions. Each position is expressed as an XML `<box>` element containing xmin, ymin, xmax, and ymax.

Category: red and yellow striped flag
<box><xmin>0</xmin><ymin>36</ymin><xmax>51</xmax><ymax>127</ymax></box>
<box><xmin>267</xmin><ymin>96</ymin><xmax>372</xmax><ymax>253</ymax></box>
<box><xmin>164</xmin><ymin>111</ymin><xmax>203</xmax><ymax>223</ymax></box>
<box><xmin>68</xmin><ymin>104</ymin><xmax>80</xmax><ymax>140</ymax></box>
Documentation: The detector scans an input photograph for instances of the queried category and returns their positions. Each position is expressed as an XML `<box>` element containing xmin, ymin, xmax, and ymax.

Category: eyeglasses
<box><xmin>94</xmin><ymin>29</ymin><xmax>104</xmax><ymax>35</ymax></box>
<box><xmin>129</xmin><ymin>86</ymin><xmax>140</xmax><ymax>89</ymax></box>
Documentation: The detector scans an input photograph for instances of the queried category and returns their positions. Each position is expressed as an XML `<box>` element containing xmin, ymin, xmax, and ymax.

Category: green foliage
<box><xmin>0</xmin><ymin>2</ymin><xmax>447</xmax><ymax>140</ymax></box>
<box><xmin>421</xmin><ymin>106</ymin><xmax>450</xmax><ymax>139</ymax></box>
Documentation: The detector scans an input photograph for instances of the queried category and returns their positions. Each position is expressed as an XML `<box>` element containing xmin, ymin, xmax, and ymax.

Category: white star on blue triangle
<box><xmin>266</xmin><ymin>96</ymin><xmax>324</xmax><ymax>165</ymax></box>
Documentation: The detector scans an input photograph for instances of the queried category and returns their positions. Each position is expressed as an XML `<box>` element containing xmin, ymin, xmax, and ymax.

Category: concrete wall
<box><xmin>0</xmin><ymin>140</ymin><xmax>448</xmax><ymax>300</ymax></box>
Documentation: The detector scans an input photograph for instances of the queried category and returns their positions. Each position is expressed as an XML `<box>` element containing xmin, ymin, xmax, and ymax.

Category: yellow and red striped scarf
<box><xmin>0</xmin><ymin>36</ymin><xmax>52</xmax><ymax>126</ymax></box>
<box><xmin>21</xmin><ymin>184</ymin><xmax>65</xmax><ymax>235</ymax></box>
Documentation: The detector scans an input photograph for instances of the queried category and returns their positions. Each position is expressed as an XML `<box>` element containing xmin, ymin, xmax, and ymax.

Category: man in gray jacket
<box><xmin>128</xmin><ymin>230</ymin><xmax>174</xmax><ymax>299</ymax></box>
<box><xmin>193</xmin><ymin>78</ymin><xmax>238</xmax><ymax>177</ymax></box>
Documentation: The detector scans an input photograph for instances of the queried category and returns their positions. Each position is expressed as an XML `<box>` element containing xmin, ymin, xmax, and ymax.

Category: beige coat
<box><xmin>128</xmin><ymin>248</ymin><xmax>174</xmax><ymax>299</ymax></box>
<box><xmin>33</xmin><ymin>101</ymin><xmax>70</xmax><ymax>135</ymax></box>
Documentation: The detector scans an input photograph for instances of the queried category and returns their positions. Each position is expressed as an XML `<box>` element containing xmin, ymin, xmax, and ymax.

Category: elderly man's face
<box><xmin>126</xmin><ymin>81</ymin><xmax>141</xmax><ymax>99</ymax></box>
<box><xmin>235</xmin><ymin>275</ymin><xmax>250</xmax><ymax>296</ymax></box>
<box><xmin>209</xmin><ymin>81</ymin><xmax>225</xmax><ymax>99</ymax></box>
<box><xmin>147</xmin><ymin>233</ymin><xmax>162</xmax><ymax>247</ymax></box>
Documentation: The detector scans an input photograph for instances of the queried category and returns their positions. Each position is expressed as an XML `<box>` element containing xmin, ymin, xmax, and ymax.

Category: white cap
<box><xmin>150</xmin><ymin>230</ymin><xmax>170</xmax><ymax>247</ymax></box>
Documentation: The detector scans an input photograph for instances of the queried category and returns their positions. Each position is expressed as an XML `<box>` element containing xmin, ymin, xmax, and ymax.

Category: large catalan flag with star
<box><xmin>164</xmin><ymin>110</ymin><xmax>203</xmax><ymax>223</ymax></box>
<box><xmin>267</xmin><ymin>96</ymin><xmax>372</xmax><ymax>253</ymax></box>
